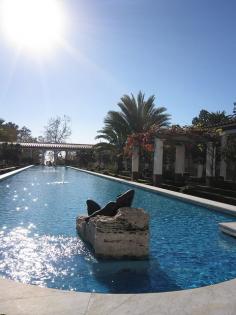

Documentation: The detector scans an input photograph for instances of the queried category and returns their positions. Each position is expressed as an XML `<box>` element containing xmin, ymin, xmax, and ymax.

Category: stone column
<box><xmin>54</xmin><ymin>150</ymin><xmax>57</xmax><ymax>165</ymax></box>
<box><xmin>220</xmin><ymin>134</ymin><xmax>227</xmax><ymax>180</ymax></box>
<box><xmin>197</xmin><ymin>163</ymin><xmax>204</xmax><ymax>178</ymax></box>
<box><xmin>212</xmin><ymin>146</ymin><xmax>216</xmax><ymax>177</ymax></box>
<box><xmin>123</xmin><ymin>158</ymin><xmax>128</xmax><ymax>171</ymax></box>
<box><xmin>42</xmin><ymin>150</ymin><xmax>46</xmax><ymax>165</ymax></box>
<box><xmin>175</xmin><ymin>144</ymin><xmax>185</xmax><ymax>181</ymax></box>
<box><xmin>153</xmin><ymin>138</ymin><xmax>164</xmax><ymax>185</ymax></box>
<box><xmin>64</xmin><ymin>150</ymin><xmax>68</xmax><ymax>164</ymax></box>
<box><xmin>206</xmin><ymin>142</ymin><xmax>214</xmax><ymax>185</ymax></box>
<box><xmin>131</xmin><ymin>146</ymin><xmax>139</xmax><ymax>180</ymax></box>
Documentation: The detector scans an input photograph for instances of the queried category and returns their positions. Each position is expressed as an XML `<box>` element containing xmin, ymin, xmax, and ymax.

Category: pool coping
<box><xmin>219</xmin><ymin>222</ymin><xmax>236</xmax><ymax>238</ymax></box>
<box><xmin>0</xmin><ymin>165</ymin><xmax>34</xmax><ymax>181</ymax></box>
<box><xmin>1</xmin><ymin>165</ymin><xmax>236</xmax><ymax>314</ymax></box>
<box><xmin>0</xmin><ymin>276</ymin><xmax>236</xmax><ymax>314</ymax></box>
<box><xmin>67</xmin><ymin>166</ymin><xmax>236</xmax><ymax>217</ymax></box>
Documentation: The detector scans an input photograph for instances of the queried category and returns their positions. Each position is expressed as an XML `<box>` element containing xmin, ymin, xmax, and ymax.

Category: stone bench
<box><xmin>76</xmin><ymin>207</ymin><xmax>149</xmax><ymax>259</ymax></box>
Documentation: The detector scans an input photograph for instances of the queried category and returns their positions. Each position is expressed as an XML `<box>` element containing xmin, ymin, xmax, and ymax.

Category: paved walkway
<box><xmin>0</xmin><ymin>277</ymin><xmax>236</xmax><ymax>315</ymax></box>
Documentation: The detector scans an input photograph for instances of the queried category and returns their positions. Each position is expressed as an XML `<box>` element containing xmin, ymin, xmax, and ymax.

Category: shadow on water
<box><xmin>76</xmin><ymin>230</ymin><xmax>181</xmax><ymax>293</ymax></box>
<box><xmin>90</xmin><ymin>257</ymin><xmax>181</xmax><ymax>293</ymax></box>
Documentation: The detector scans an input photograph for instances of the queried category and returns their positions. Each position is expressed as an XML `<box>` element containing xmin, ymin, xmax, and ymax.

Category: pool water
<box><xmin>0</xmin><ymin>166</ymin><xmax>236</xmax><ymax>293</ymax></box>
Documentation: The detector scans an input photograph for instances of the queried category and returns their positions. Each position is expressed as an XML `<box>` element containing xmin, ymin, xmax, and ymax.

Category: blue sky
<box><xmin>0</xmin><ymin>0</ymin><xmax>236</xmax><ymax>143</ymax></box>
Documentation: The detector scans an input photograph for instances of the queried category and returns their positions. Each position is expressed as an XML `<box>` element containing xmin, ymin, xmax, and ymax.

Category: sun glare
<box><xmin>1</xmin><ymin>0</ymin><xmax>65</xmax><ymax>54</ymax></box>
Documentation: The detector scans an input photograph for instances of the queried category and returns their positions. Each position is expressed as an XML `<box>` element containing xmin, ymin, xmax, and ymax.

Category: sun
<box><xmin>1</xmin><ymin>0</ymin><xmax>65</xmax><ymax>54</ymax></box>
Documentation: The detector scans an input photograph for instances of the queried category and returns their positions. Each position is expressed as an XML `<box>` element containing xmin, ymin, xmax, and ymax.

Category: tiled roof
<box><xmin>0</xmin><ymin>142</ymin><xmax>94</xmax><ymax>149</ymax></box>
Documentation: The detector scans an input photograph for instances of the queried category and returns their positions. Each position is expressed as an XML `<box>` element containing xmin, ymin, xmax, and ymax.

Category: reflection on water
<box><xmin>0</xmin><ymin>226</ymin><xmax>93</xmax><ymax>288</ymax></box>
<box><xmin>1</xmin><ymin>166</ymin><xmax>236</xmax><ymax>293</ymax></box>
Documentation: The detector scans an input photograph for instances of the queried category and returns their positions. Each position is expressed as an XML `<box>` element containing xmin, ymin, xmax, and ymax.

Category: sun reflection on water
<box><xmin>0</xmin><ymin>226</ymin><xmax>93</xmax><ymax>287</ymax></box>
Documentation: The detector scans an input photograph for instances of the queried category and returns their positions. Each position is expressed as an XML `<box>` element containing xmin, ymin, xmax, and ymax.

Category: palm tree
<box><xmin>96</xmin><ymin>91</ymin><xmax>170</xmax><ymax>178</ymax></box>
<box><xmin>117</xmin><ymin>91</ymin><xmax>170</xmax><ymax>133</ymax></box>
<box><xmin>95</xmin><ymin>118</ymin><xmax>128</xmax><ymax>173</ymax></box>
<box><xmin>192</xmin><ymin>109</ymin><xmax>230</xmax><ymax>127</ymax></box>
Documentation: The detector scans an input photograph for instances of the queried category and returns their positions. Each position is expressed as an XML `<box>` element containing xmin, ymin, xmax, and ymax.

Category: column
<box><xmin>54</xmin><ymin>150</ymin><xmax>57</xmax><ymax>165</ymax></box>
<box><xmin>123</xmin><ymin>159</ymin><xmax>128</xmax><ymax>171</ymax></box>
<box><xmin>42</xmin><ymin>150</ymin><xmax>46</xmax><ymax>165</ymax></box>
<box><xmin>206</xmin><ymin>142</ymin><xmax>214</xmax><ymax>185</ymax></box>
<box><xmin>65</xmin><ymin>150</ymin><xmax>68</xmax><ymax>164</ymax></box>
<box><xmin>220</xmin><ymin>135</ymin><xmax>227</xmax><ymax>180</ymax></box>
<box><xmin>175</xmin><ymin>144</ymin><xmax>185</xmax><ymax>181</ymax></box>
<box><xmin>131</xmin><ymin>146</ymin><xmax>139</xmax><ymax>180</ymax></box>
<box><xmin>197</xmin><ymin>163</ymin><xmax>203</xmax><ymax>178</ymax></box>
<box><xmin>153</xmin><ymin>138</ymin><xmax>164</xmax><ymax>185</ymax></box>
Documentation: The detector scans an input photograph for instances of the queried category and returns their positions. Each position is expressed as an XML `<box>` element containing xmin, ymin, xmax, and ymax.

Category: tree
<box><xmin>43</xmin><ymin>115</ymin><xmax>71</xmax><ymax>143</ymax></box>
<box><xmin>37</xmin><ymin>136</ymin><xmax>45</xmax><ymax>143</ymax></box>
<box><xmin>233</xmin><ymin>102</ymin><xmax>236</xmax><ymax>117</ymax></box>
<box><xmin>192</xmin><ymin>109</ymin><xmax>229</xmax><ymax>127</ymax></box>
<box><xmin>117</xmin><ymin>91</ymin><xmax>170</xmax><ymax>133</ymax></box>
<box><xmin>101</xmin><ymin>91</ymin><xmax>170</xmax><ymax>143</ymax></box>
<box><xmin>95</xmin><ymin>125</ymin><xmax>127</xmax><ymax>173</ymax></box>
<box><xmin>96</xmin><ymin>91</ymin><xmax>170</xmax><ymax>175</ymax></box>
<box><xmin>17</xmin><ymin>126</ymin><xmax>36</xmax><ymax>142</ymax></box>
<box><xmin>0</xmin><ymin>143</ymin><xmax>21</xmax><ymax>165</ymax></box>
<box><xmin>0</xmin><ymin>119</ymin><xmax>18</xmax><ymax>142</ymax></box>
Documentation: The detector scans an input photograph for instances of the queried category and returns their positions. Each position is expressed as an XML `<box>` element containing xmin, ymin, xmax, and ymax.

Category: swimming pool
<box><xmin>0</xmin><ymin>166</ymin><xmax>236</xmax><ymax>293</ymax></box>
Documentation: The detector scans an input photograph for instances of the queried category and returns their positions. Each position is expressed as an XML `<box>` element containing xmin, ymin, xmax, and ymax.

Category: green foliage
<box><xmin>96</xmin><ymin>91</ymin><xmax>170</xmax><ymax>172</ymax></box>
<box><xmin>0</xmin><ymin>143</ymin><xmax>21</xmax><ymax>165</ymax></box>
<box><xmin>192</xmin><ymin>109</ymin><xmax>230</xmax><ymax>127</ymax></box>
<box><xmin>0</xmin><ymin>119</ymin><xmax>17</xmax><ymax>142</ymax></box>
<box><xmin>117</xmin><ymin>91</ymin><xmax>170</xmax><ymax>133</ymax></box>
<box><xmin>0</xmin><ymin>118</ymin><xmax>35</xmax><ymax>142</ymax></box>
<box><xmin>233</xmin><ymin>103</ymin><xmax>236</xmax><ymax>116</ymax></box>
<box><xmin>17</xmin><ymin>126</ymin><xmax>36</xmax><ymax>142</ymax></box>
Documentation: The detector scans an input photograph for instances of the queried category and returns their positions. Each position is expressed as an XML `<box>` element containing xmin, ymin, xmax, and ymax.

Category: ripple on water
<box><xmin>0</xmin><ymin>226</ymin><xmax>94</xmax><ymax>287</ymax></box>
<box><xmin>1</xmin><ymin>166</ymin><xmax>236</xmax><ymax>293</ymax></box>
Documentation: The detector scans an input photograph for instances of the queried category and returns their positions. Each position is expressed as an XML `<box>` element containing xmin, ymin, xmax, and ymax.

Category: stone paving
<box><xmin>0</xmin><ymin>277</ymin><xmax>236</xmax><ymax>315</ymax></box>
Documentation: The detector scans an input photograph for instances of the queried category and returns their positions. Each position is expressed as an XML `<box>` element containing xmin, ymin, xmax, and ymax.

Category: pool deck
<box><xmin>1</xmin><ymin>165</ymin><xmax>236</xmax><ymax>314</ymax></box>
<box><xmin>0</xmin><ymin>277</ymin><xmax>236</xmax><ymax>315</ymax></box>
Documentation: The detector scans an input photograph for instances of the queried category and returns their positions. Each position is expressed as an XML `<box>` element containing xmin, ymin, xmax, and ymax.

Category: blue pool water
<box><xmin>0</xmin><ymin>166</ymin><xmax>236</xmax><ymax>293</ymax></box>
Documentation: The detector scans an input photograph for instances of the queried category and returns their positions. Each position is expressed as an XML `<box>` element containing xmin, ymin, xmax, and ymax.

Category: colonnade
<box><xmin>131</xmin><ymin>135</ymin><xmax>229</xmax><ymax>185</ymax></box>
<box><xmin>41</xmin><ymin>149</ymin><xmax>74</xmax><ymax>165</ymax></box>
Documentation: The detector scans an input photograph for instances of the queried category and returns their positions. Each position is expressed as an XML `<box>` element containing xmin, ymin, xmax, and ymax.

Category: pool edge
<box><xmin>67</xmin><ymin>166</ymin><xmax>236</xmax><ymax>217</ymax></box>
<box><xmin>1</xmin><ymin>165</ymin><xmax>236</xmax><ymax>313</ymax></box>
<box><xmin>0</xmin><ymin>165</ymin><xmax>34</xmax><ymax>181</ymax></box>
<box><xmin>0</xmin><ymin>276</ymin><xmax>236</xmax><ymax>314</ymax></box>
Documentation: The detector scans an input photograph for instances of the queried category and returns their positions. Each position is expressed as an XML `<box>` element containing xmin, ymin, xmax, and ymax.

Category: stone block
<box><xmin>76</xmin><ymin>207</ymin><xmax>149</xmax><ymax>259</ymax></box>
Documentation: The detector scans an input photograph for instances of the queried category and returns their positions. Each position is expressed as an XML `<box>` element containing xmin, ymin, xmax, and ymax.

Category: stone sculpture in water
<box><xmin>85</xmin><ymin>189</ymin><xmax>135</xmax><ymax>221</ymax></box>
<box><xmin>76</xmin><ymin>188</ymin><xmax>149</xmax><ymax>258</ymax></box>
